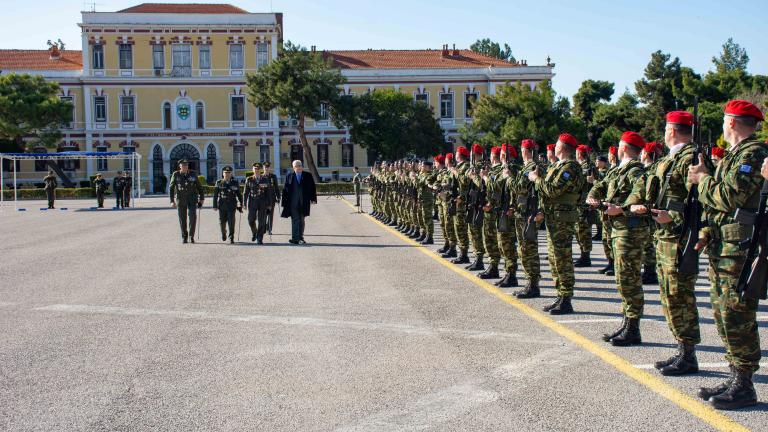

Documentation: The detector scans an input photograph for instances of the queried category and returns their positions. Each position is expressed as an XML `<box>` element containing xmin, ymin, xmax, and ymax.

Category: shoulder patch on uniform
<box><xmin>563</xmin><ymin>171</ymin><xmax>571</xmax><ymax>179</ymax></box>
<box><xmin>739</xmin><ymin>164</ymin><xmax>753</xmax><ymax>174</ymax></box>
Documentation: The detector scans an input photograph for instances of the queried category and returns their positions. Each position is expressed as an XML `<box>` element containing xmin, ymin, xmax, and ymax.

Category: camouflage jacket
<box><xmin>589</xmin><ymin>159</ymin><xmax>646</xmax><ymax>232</ymax></box>
<box><xmin>536</xmin><ymin>159</ymin><xmax>584</xmax><ymax>215</ymax></box>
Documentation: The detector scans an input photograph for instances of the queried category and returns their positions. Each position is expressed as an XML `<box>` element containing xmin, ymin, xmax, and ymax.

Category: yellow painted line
<box><xmin>341</xmin><ymin>197</ymin><xmax>750</xmax><ymax>432</ymax></box>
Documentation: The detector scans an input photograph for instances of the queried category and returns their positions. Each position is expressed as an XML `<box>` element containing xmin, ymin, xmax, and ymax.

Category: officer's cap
<box><xmin>252</xmin><ymin>162</ymin><xmax>262</xmax><ymax>168</ymax></box>
<box><xmin>222</xmin><ymin>166</ymin><xmax>233</xmax><ymax>172</ymax></box>
<box><xmin>95</xmin><ymin>173</ymin><xmax>102</xmax><ymax>177</ymax></box>
<box><xmin>178</xmin><ymin>159</ymin><xmax>189</xmax><ymax>165</ymax></box>
<box><xmin>263</xmin><ymin>162</ymin><xmax>271</xmax><ymax>168</ymax></box>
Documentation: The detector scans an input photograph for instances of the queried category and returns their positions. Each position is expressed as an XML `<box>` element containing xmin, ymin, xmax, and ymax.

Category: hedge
<box><xmin>2</xmin><ymin>188</ymin><xmax>101</xmax><ymax>200</ymax></box>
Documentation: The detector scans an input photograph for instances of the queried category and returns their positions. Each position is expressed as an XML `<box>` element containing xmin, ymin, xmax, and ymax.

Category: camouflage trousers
<box><xmin>514</xmin><ymin>216</ymin><xmax>540</xmax><ymax>282</ymax></box>
<box><xmin>601</xmin><ymin>213</ymin><xmax>613</xmax><ymax>261</ymax></box>
<box><xmin>656</xmin><ymin>237</ymin><xmax>701</xmax><ymax>345</ymax></box>
<box><xmin>707</xmin><ymin>241</ymin><xmax>761</xmax><ymax>372</ymax></box>
<box><xmin>498</xmin><ymin>219</ymin><xmax>518</xmax><ymax>273</ymax></box>
<box><xmin>545</xmin><ymin>213</ymin><xmax>576</xmax><ymax>297</ymax></box>
<box><xmin>419</xmin><ymin>199</ymin><xmax>435</xmax><ymax>235</ymax></box>
<box><xmin>440</xmin><ymin>200</ymin><xmax>457</xmax><ymax>246</ymax></box>
<box><xmin>453</xmin><ymin>204</ymin><xmax>470</xmax><ymax>252</ymax></box>
<box><xmin>612</xmin><ymin>228</ymin><xmax>645</xmax><ymax>318</ymax></box>
<box><xmin>643</xmin><ymin>225</ymin><xmax>657</xmax><ymax>268</ymax></box>
<box><xmin>575</xmin><ymin>207</ymin><xmax>593</xmax><ymax>253</ymax></box>
<box><xmin>482</xmin><ymin>210</ymin><xmax>500</xmax><ymax>265</ymax></box>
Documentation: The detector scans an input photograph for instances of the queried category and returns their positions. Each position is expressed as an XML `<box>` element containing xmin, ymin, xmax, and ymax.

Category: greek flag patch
<box><xmin>739</xmin><ymin>164</ymin><xmax>753</xmax><ymax>174</ymax></box>
<box><xmin>563</xmin><ymin>172</ymin><xmax>571</xmax><ymax>179</ymax></box>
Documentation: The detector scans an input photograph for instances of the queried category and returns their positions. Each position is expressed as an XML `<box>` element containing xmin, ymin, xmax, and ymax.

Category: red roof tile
<box><xmin>118</xmin><ymin>3</ymin><xmax>248</xmax><ymax>14</ymax></box>
<box><xmin>0</xmin><ymin>50</ymin><xmax>82</xmax><ymax>71</ymax></box>
<box><xmin>324</xmin><ymin>49</ymin><xmax>518</xmax><ymax>69</ymax></box>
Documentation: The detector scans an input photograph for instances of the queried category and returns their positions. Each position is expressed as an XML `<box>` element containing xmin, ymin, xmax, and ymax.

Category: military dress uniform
<box><xmin>42</xmin><ymin>172</ymin><xmax>57</xmax><ymax>209</ymax></box>
<box><xmin>264</xmin><ymin>162</ymin><xmax>281</xmax><ymax>235</ymax></box>
<box><xmin>113</xmin><ymin>173</ymin><xmax>125</xmax><ymax>208</ymax></box>
<box><xmin>213</xmin><ymin>167</ymin><xmax>243</xmax><ymax>243</ymax></box>
<box><xmin>169</xmin><ymin>161</ymin><xmax>205</xmax><ymax>243</ymax></box>
<box><xmin>94</xmin><ymin>175</ymin><xmax>107</xmax><ymax>208</ymax></box>
<box><xmin>244</xmin><ymin>164</ymin><xmax>276</xmax><ymax>244</ymax></box>
<box><xmin>533</xmin><ymin>134</ymin><xmax>585</xmax><ymax>314</ymax></box>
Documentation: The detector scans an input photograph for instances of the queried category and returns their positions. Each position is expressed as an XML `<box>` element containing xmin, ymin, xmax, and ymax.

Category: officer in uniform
<box><xmin>451</xmin><ymin>146</ymin><xmax>472</xmax><ymax>264</ymax></box>
<box><xmin>244</xmin><ymin>162</ymin><xmax>274</xmax><ymax>244</ymax></box>
<box><xmin>263</xmin><ymin>162</ymin><xmax>281</xmax><ymax>235</ymax></box>
<box><xmin>588</xmin><ymin>131</ymin><xmax>648</xmax><ymax>346</ymax></box>
<box><xmin>353</xmin><ymin>166</ymin><xmax>362</xmax><ymax>207</ymax></box>
<box><xmin>513</xmin><ymin>139</ymin><xmax>541</xmax><ymax>296</ymax></box>
<box><xmin>122</xmin><ymin>170</ymin><xmax>132</xmax><ymax>208</ymax></box>
<box><xmin>688</xmin><ymin>100</ymin><xmax>766</xmax><ymax>410</ymax></box>
<box><xmin>527</xmin><ymin>133</ymin><xmax>585</xmax><ymax>314</ymax></box>
<box><xmin>213</xmin><ymin>166</ymin><xmax>243</xmax><ymax>244</ymax></box>
<box><xmin>169</xmin><ymin>160</ymin><xmax>205</xmax><ymax>243</ymax></box>
<box><xmin>43</xmin><ymin>170</ymin><xmax>57</xmax><ymax>209</ymax></box>
<box><xmin>113</xmin><ymin>171</ymin><xmax>124</xmax><ymax>208</ymax></box>
<box><xmin>628</xmin><ymin>111</ymin><xmax>702</xmax><ymax>376</ymax></box>
<box><xmin>574</xmin><ymin>145</ymin><xmax>595</xmax><ymax>267</ymax></box>
<box><xmin>94</xmin><ymin>173</ymin><xmax>107</xmax><ymax>208</ymax></box>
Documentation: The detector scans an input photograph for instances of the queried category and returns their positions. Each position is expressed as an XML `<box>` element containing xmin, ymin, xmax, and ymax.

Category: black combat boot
<box><xmin>515</xmin><ymin>280</ymin><xmax>540</xmax><ymax>298</ymax></box>
<box><xmin>230</xmin><ymin>238</ymin><xmax>234</xmax><ymax>244</ymax></box>
<box><xmin>598</xmin><ymin>259</ymin><xmax>614</xmax><ymax>275</ymax></box>
<box><xmin>441</xmin><ymin>246</ymin><xmax>457</xmax><ymax>258</ymax></box>
<box><xmin>388</xmin><ymin>219</ymin><xmax>398</xmax><ymax>227</ymax></box>
<box><xmin>654</xmin><ymin>342</ymin><xmax>683</xmax><ymax>370</ymax></box>
<box><xmin>252</xmin><ymin>233</ymin><xmax>257</xmax><ymax>242</ymax></box>
<box><xmin>610</xmin><ymin>318</ymin><xmax>641</xmax><ymax>346</ymax></box>
<box><xmin>660</xmin><ymin>343</ymin><xmax>699</xmax><ymax>376</ymax></box>
<box><xmin>410</xmin><ymin>229</ymin><xmax>422</xmax><ymax>240</ymax></box>
<box><xmin>543</xmin><ymin>296</ymin><xmax>563</xmax><ymax>312</ymax></box>
<box><xmin>465</xmin><ymin>254</ymin><xmax>485</xmax><ymax>271</ymax></box>
<box><xmin>496</xmin><ymin>269</ymin><xmax>519</xmax><ymax>288</ymax></box>
<box><xmin>642</xmin><ymin>266</ymin><xmax>659</xmax><ymax>285</ymax></box>
<box><xmin>190</xmin><ymin>237</ymin><xmax>195</xmax><ymax>244</ymax></box>
<box><xmin>574</xmin><ymin>252</ymin><xmax>592</xmax><ymax>267</ymax></box>
<box><xmin>437</xmin><ymin>240</ymin><xmax>449</xmax><ymax>254</ymax></box>
<box><xmin>698</xmin><ymin>365</ymin><xmax>736</xmax><ymax>401</ymax></box>
<box><xmin>602</xmin><ymin>317</ymin><xmax>628</xmax><ymax>342</ymax></box>
<box><xmin>420</xmin><ymin>235</ymin><xmax>433</xmax><ymax>245</ymax></box>
<box><xmin>605</xmin><ymin>264</ymin><xmax>615</xmax><ymax>276</ymax></box>
<box><xmin>710</xmin><ymin>369</ymin><xmax>758</xmax><ymax>410</ymax></box>
<box><xmin>416</xmin><ymin>232</ymin><xmax>427</xmax><ymax>242</ymax></box>
<box><xmin>182</xmin><ymin>236</ymin><xmax>188</xmax><ymax>244</ymax></box>
<box><xmin>478</xmin><ymin>263</ymin><xmax>500</xmax><ymax>279</ymax></box>
<box><xmin>549</xmin><ymin>296</ymin><xmax>574</xmax><ymax>315</ymax></box>
<box><xmin>452</xmin><ymin>249</ymin><xmax>470</xmax><ymax>264</ymax></box>
<box><xmin>395</xmin><ymin>222</ymin><xmax>403</xmax><ymax>231</ymax></box>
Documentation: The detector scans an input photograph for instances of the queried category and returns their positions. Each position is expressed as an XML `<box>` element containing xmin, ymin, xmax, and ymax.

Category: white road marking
<box><xmin>557</xmin><ymin>317</ymin><xmax>667</xmax><ymax>324</ymax></box>
<box><xmin>33</xmin><ymin>304</ymin><xmax>548</xmax><ymax>343</ymax></box>
<box><xmin>634</xmin><ymin>362</ymin><xmax>732</xmax><ymax>370</ymax></box>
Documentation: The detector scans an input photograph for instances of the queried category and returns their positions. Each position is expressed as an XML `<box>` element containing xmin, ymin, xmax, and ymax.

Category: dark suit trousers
<box><xmin>290</xmin><ymin>206</ymin><xmax>305</xmax><ymax>241</ymax></box>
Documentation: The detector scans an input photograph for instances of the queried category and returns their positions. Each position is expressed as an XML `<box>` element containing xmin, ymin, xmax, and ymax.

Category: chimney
<box><xmin>452</xmin><ymin>43</ymin><xmax>459</xmax><ymax>56</ymax></box>
<box><xmin>441</xmin><ymin>44</ymin><xmax>449</xmax><ymax>57</ymax></box>
<box><xmin>49</xmin><ymin>45</ymin><xmax>61</xmax><ymax>60</ymax></box>
<box><xmin>311</xmin><ymin>45</ymin><xmax>316</xmax><ymax>52</ymax></box>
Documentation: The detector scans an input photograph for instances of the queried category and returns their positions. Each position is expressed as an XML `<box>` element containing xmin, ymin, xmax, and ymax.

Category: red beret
<box><xmin>457</xmin><ymin>146</ymin><xmax>470</xmax><ymax>158</ymax></box>
<box><xmin>445</xmin><ymin>152</ymin><xmax>454</xmax><ymax>160</ymax></box>
<box><xmin>434</xmin><ymin>154</ymin><xmax>445</xmax><ymax>164</ymax></box>
<box><xmin>546</xmin><ymin>144</ymin><xmax>556</xmax><ymax>151</ymax></box>
<box><xmin>509</xmin><ymin>146</ymin><xmax>519</xmax><ymax>159</ymax></box>
<box><xmin>725</xmin><ymin>100</ymin><xmax>764</xmax><ymax>121</ymax></box>
<box><xmin>472</xmin><ymin>143</ymin><xmax>484</xmax><ymax>155</ymax></box>
<box><xmin>620</xmin><ymin>131</ymin><xmax>645</xmax><ymax>149</ymax></box>
<box><xmin>644</xmin><ymin>141</ymin><xmax>662</xmax><ymax>155</ymax></box>
<box><xmin>666</xmin><ymin>111</ymin><xmax>694</xmax><ymax>126</ymax></box>
<box><xmin>711</xmin><ymin>146</ymin><xmax>725</xmax><ymax>158</ymax></box>
<box><xmin>491</xmin><ymin>146</ymin><xmax>501</xmax><ymax>155</ymax></box>
<box><xmin>558</xmin><ymin>133</ymin><xmax>579</xmax><ymax>148</ymax></box>
<box><xmin>521</xmin><ymin>139</ymin><xmax>536</xmax><ymax>149</ymax></box>
<box><xmin>609</xmin><ymin>146</ymin><xmax>617</xmax><ymax>155</ymax></box>
<box><xmin>576</xmin><ymin>144</ymin><xmax>590</xmax><ymax>154</ymax></box>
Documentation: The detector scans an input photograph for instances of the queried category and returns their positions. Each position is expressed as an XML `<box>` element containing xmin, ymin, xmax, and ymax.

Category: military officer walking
<box><xmin>122</xmin><ymin>171</ymin><xmax>133</xmax><ymax>208</ymax></box>
<box><xmin>42</xmin><ymin>170</ymin><xmax>57</xmax><ymax>209</ymax></box>
<box><xmin>244</xmin><ymin>162</ymin><xmax>275</xmax><ymax>244</ymax></box>
<box><xmin>113</xmin><ymin>171</ymin><xmax>125</xmax><ymax>208</ymax></box>
<box><xmin>94</xmin><ymin>173</ymin><xmax>107</xmax><ymax>208</ymax></box>
<box><xmin>169</xmin><ymin>160</ymin><xmax>205</xmax><ymax>243</ymax></box>
<box><xmin>213</xmin><ymin>166</ymin><xmax>243</xmax><ymax>244</ymax></box>
<box><xmin>263</xmin><ymin>162</ymin><xmax>281</xmax><ymax>235</ymax></box>
<box><xmin>688</xmin><ymin>100</ymin><xmax>766</xmax><ymax>410</ymax></box>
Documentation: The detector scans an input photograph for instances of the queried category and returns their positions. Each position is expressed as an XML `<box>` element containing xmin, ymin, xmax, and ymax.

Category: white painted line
<box><xmin>634</xmin><ymin>362</ymin><xmax>731</xmax><ymax>370</ymax></box>
<box><xmin>33</xmin><ymin>304</ymin><xmax>550</xmax><ymax>344</ymax></box>
<box><xmin>557</xmin><ymin>317</ymin><xmax>667</xmax><ymax>324</ymax></box>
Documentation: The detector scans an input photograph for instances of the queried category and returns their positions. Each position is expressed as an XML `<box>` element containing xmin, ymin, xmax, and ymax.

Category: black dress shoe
<box><xmin>288</xmin><ymin>239</ymin><xmax>298</xmax><ymax>244</ymax></box>
<box><xmin>298</xmin><ymin>239</ymin><xmax>307</xmax><ymax>245</ymax></box>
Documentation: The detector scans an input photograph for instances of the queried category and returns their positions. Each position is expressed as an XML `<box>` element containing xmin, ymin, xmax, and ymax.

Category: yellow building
<box><xmin>0</xmin><ymin>3</ymin><xmax>554</xmax><ymax>193</ymax></box>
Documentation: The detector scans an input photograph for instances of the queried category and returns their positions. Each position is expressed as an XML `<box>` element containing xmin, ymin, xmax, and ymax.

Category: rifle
<box><xmin>677</xmin><ymin>99</ymin><xmax>703</xmax><ymax>275</ymax></box>
<box><xmin>735</xmin><ymin>180</ymin><xmax>768</xmax><ymax>300</ymax></box>
<box><xmin>524</xmin><ymin>164</ymin><xmax>540</xmax><ymax>242</ymax></box>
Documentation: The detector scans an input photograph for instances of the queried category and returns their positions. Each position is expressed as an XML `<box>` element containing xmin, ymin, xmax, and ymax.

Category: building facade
<box><xmin>0</xmin><ymin>3</ymin><xmax>554</xmax><ymax>192</ymax></box>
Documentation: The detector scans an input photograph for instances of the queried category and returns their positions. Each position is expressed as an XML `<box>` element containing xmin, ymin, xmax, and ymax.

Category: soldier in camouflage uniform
<box><xmin>94</xmin><ymin>173</ymin><xmax>107</xmax><ymax>208</ymax></box>
<box><xmin>433</xmin><ymin>155</ymin><xmax>450</xmax><ymax>254</ymax></box>
<box><xmin>43</xmin><ymin>170</ymin><xmax>57</xmax><ymax>209</ymax></box>
<box><xmin>439</xmin><ymin>153</ymin><xmax>459</xmax><ymax>258</ymax></box>
<box><xmin>495</xmin><ymin>144</ymin><xmax>521</xmax><ymax>287</ymax></box>
<box><xmin>169</xmin><ymin>159</ymin><xmax>205</xmax><ymax>243</ymax></box>
<box><xmin>598</xmin><ymin>147</ymin><xmax>620</xmax><ymax>276</ymax></box>
<box><xmin>588</xmin><ymin>132</ymin><xmax>648</xmax><ymax>346</ymax></box>
<box><xmin>574</xmin><ymin>145</ymin><xmax>595</xmax><ymax>267</ymax></box>
<box><xmin>478</xmin><ymin>147</ymin><xmax>503</xmax><ymax>279</ymax></box>
<box><xmin>687</xmin><ymin>100</ymin><xmax>766</xmax><ymax>410</ymax></box>
<box><xmin>639</xmin><ymin>142</ymin><xmax>662</xmax><ymax>285</ymax></box>
<box><xmin>592</xmin><ymin>156</ymin><xmax>609</xmax><ymax>242</ymax></box>
<box><xmin>416</xmin><ymin>160</ymin><xmax>437</xmax><ymax>244</ymax></box>
<box><xmin>528</xmin><ymin>133</ymin><xmax>585</xmax><ymax>314</ymax></box>
<box><xmin>213</xmin><ymin>166</ymin><xmax>244</xmax><ymax>244</ymax></box>
<box><xmin>628</xmin><ymin>111</ymin><xmax>702</xmax><ymax>376</ymax></box>
<box><xmin>513</xmin><ymin>139</ymin><xmax>541</xmax><ymax>296</ymax></box>
<box><xmin>450</xmin><ymin>146</ymin><xmax>472</xmax><ymax>264</ymax></box>
<box><xmin>466</xmin><ymin>144</ymin><xmax>487</xmax><ymax>271</ymax></box>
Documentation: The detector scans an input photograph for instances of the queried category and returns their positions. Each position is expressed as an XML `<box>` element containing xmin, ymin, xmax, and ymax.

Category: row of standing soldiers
<box><xmin>366</xmin><ymin>99</ymin><xmax>768</xmax><ymax>411</ymax></box>
<box><xmin>41</xmin><ymin>170</ymin><xmax>133</xmax><ymax>209</ymax></box>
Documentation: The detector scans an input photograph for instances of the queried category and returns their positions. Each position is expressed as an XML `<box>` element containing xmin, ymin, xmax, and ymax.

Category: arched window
<box><xmin>342</xmin><ymin>143</ymin><xmax>354</xmax><ymax>167</ymax></box>
<box><xmin>163</xmin><ymin>102</ymin><xmax>172</xmax><ymax>129</ymax></box>
<box><xmin>233</xmin><ymin>144</ymin><xmax>245</xmax><ymax>170</ymax></box>
<box><xmin>206</xmin><ymin>143</ymin><xmax>217</xmax><ymax>184</ymax></box>
<box><xmin>317</xmin><ymin>144</ymin><xmax>329</xmax><ymax>168</ymax></box>
<box><xmin>152</xmin><ymin>145</ymin><xmax>165</xmax><ymax>193</ymax></box>
<box><xmin>196</xmin><ymin>102</ymin><xmax>204</xmax><ymax>129</ymax></box>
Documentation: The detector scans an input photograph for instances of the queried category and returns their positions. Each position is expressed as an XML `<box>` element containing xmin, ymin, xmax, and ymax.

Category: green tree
<box><xmin>572</xmin><ymin>80</ymin><xmax>614</xmax><ymax>147</ymax></box>
<box><xmin>470</xmin><ymin>38</ymin><xmax>516</xmax><ymax>62</ymax></box>
<box><xmin>592</xmin><ymin>92</ymin><xmax>644</xmax><ymax>147</ymax></box>
<box><xmin>634</xmin><ymin>50</ymin><xmax>685</xmax><ymax>139</ymax></box>
<box><xmin>712</xmin><ymin>37</ymin><xmax>749</xmax><ymax>73</ymax></box>
<box><xmin>0</xmin><ymin>73</ymin><xmax>72</xmax><ymax>152</ymax></box>
<box><xmin>246</xmin><ymin>41</ymin><xmax>346</xmax><ymax>180</ymax></box>
<box><xmin>471</xmin><ymin>80</ymin><xmax>581</xmax><ymax>151</ymax></box>
<box><xmin>333</xmin><ymin>89</ymin><xmax>444</xmax><ymax>160</ymax></box>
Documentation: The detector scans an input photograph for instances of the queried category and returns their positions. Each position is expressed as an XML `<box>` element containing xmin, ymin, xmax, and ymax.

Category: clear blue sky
<box><xmin>2</xmin><ymin>0</ymin><xmax>766</xmax><ymax>101</ymax></box>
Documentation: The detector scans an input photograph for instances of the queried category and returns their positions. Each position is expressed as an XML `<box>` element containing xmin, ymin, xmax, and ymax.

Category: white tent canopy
<box><xmin>0</xmin><ymin>151</ymin><xmax>141</xmax><ymax>211</ymax></box>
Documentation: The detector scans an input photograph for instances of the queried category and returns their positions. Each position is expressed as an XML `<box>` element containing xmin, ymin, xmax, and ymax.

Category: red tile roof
<box><xmin>0</xmin><ymin>50</ymin><xmax>82</xmax><ymax>71</ymax></box>
<box><xmin>325</xmin><ymin>49</ymin><xmax>518</xmax><ymax>69</ymax></box>
<box><xmin>118</xmin><ymin>3</ymin><xmax>248</xmax><ymax>14</ymax></box>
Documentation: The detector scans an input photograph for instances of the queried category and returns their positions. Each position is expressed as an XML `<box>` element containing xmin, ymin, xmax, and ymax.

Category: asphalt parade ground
<box><xmin>1</xmin><ymin>195</ymin><xmax>767</xmax><ymax>431</ymax></box>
